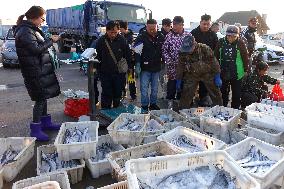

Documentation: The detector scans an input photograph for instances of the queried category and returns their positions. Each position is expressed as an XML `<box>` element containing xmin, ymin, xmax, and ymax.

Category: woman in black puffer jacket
<box><xmin>15</xmin><ymin>6</ymin><xmax>61</xmax><ymax>141</ymax></box>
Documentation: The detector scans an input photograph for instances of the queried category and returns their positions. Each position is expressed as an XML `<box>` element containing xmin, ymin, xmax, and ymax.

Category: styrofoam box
<box><xmin>225</xmin><ymin>137</ymin><xmax>284</xmax><ymax>189</ymax></box>
<box><xmin>245</xmin><ymin>103</ymin><xmax>284</xmax><ymax>132</ymax></box>
<box><xmin>107</xmin><ymin>113</ymin><xmax>150</xmax><ymax>146</ymax></box>
<box><xmin>86</xmin><ymin>134</ymin><xmax>125</xmax><ymax>178</ymax></box>
<box><xmin>246</xmin><ymin>124</ymin><xmax>284</xmax><ymax>146</ymax></box>
<box><xmin>37</xmin><ymin>145</ymin><xmax>85</xmax><ymax>184</ymax></box>
<box><xmin>0</xmin><ymin>137</ymin><xmax>36</xmax><ymax>182</ymax></box>
<box><xmin>150</xmin><ymin>109</ymin><xmax>188</xmax><ymax>130</ymax></box>
<box><xmin>12</xmin><ymin>171</ymin><xmax>71</xmax><ymax>189</ymax></box>
<box><xmin>54</xmin><ymin>121</ymin><xmax>99</xmax><ymax>161</ymax></box>
<box><xmin>157</xmin><ymin>126</ymin><xmax>226</xmax><ymax>153</ymax></box>
<box><xmin>107</xmin><ymin>141</ymin><xmax>183</xmax><ymax>181</ymax></box>
<box><xmin>97</xmin><ymin>181</ymin><xmax>128</xmax><ymax>189</ymax></box>
<box><xmin>125</xmin><ymin>150</ymin><xmax>260</xmax><ymax>189</ymax></box>
<box><xmin>179</xmin><ymin>107</ymin><xmax>210</xmax><ymax>126</ymax></box>
<box><xmin>200</xmin><ymin>105</ymin><xmax>242</xmax><ymax>143</ymax></box>
<box><xmin>0</xmin><ymin>168</ymin><xmax>3</xmax><ymax>189</ymax></box>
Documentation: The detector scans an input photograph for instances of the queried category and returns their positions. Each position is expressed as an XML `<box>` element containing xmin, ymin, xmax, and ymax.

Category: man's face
<box><xmin>162</xmin><ymin>24</ymin><xmax>172</xmax><ymax>33</ymax></box>
<box><xmin>259</xmin><ymin>69</ymin><xmax>268</xmax><ymax>76</ymax></box>
<box><xmin>146</xmin><ymin>24</ymin><xmax>157</xmax><ymax>36</ymax></box>
<box><xmin>106</xmin><ymin>26</ymin><xmax>119</xmax><ymax>40</ymax></box>
<box><xmin>211</xmin><ymin>25</ymin><xmax>219</xmax><ymax>33</ymax></box>
<box><xmin>249</xmin><ymin>19</ymin><xmax>257</xmax><ymax>29</ymax></box>
<box><xmin>226</xmin><ymin>35</ymin><xmax>238</xmax><ymax>43</ymax></box>
<box><xmin>172</xmin><ymin>23</ymin><xmax>184</xmax><ymax>34</ymax></box>
<box><xmin>200</xmin><ymin>20</ymin><xmax>211</xmax><ymax>32</ymax></box>
<box><xmin>120</xmin><ymin>28</ymin><xmax>127</xmax><ymax>34</ymax></box>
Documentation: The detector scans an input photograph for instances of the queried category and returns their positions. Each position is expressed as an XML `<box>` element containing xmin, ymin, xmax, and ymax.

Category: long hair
<box><xmin>17</xmin><ymin>6</ymin><xmax>45</xmax><ymax>25</ymax></box>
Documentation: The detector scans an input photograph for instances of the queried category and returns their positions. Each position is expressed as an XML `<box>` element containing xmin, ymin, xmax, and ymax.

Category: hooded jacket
<box><xmin>191</xmin><ymin>26</ymin><xmax>218</xmax><ymax>50</ymax></box>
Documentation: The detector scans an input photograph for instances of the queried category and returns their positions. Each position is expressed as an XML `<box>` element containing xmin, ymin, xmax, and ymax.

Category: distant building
<box><xmin>217</xmin><ymin>10</ymin><xmax>269</xmax><ymax>35</ymax></box>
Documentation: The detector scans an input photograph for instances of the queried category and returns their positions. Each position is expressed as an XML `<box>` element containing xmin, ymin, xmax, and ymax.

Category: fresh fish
<box><xmin>142</xmin><ymin>151</ymin><xmax>163</xmax><ymax>158</ymax></box>
<box><xmin>146</xmin><ymin>119</ymin><xmax>163</xmax><ymax>132</ymax></box>
<box><xmin>159</xmin><ymin>114</ymin><xmax>174</xmax><ymax>123</ymax></box>
<box><xmin>170</xmin><ymin>135</ymin><xmax>202</xmax><ymax>153</ymax></box>
<box><xmin>63</xmin><ymin>127</ymin><xmax>91</xmax><ymax>144</ymax></box>
<box><xmin>117</xmin><ymin>117</ymin><xmax>144</xmax><ymax>131</ymax></box>
<box><xmin>91</xmin><ymin>142</ymin><xmax>115</xmax><ymax>162</ymax></box>
<box><xmin>0</xmin><ymin>145</ymin><xmax>19</xmax><ymax>166</ymax></box>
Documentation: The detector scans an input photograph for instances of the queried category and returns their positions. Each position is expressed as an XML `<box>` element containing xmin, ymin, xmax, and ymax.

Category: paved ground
<box><xmin>0</xmin><ymin>53</ymin><xmax>284</xmax><ymax>188</ymax></box>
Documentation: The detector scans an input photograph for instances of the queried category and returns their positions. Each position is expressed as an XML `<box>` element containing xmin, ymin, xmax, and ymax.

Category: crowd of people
<box><xmin>14</xmin><ymin>5</ymin><xmax>280</xmax><ymax>141</ymax></box>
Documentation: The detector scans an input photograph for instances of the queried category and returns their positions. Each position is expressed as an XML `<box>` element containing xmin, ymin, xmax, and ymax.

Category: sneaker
<box><xmin>141</xmin><ymin>106</ymin><xmax>149</xmax><ymax>113</ymax></box>
<box><xmin>149</xmin><ymin>104</ymin><xmax>160</xmax><ymax>110</ymax></box>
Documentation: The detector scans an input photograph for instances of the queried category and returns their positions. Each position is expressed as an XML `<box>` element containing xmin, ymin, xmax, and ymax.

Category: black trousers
<box><xmin>94</xmin><ymin>75</ymin><xmax>99</xmax><ymax>104</ymax></box>
<box><xmin>241</xmin><ymin>92</ymin><xmax>259</xmax><ymax>109</ymax></box>
<box><xmin>33</xmin><ymin>99</ymin><xmax>47</xmax><ymax>123</ymax></box>
<box><xmin>198</xmin><ymin>81</ymin><xmax>208</xmax><ymax>100</ymax></box>
<box><xmin>100</xmin><ymin>73</ymin><xmax>124</xmax><ymax>109</ymax></box>
<box><xmin>221</xmin><ymin>79</ymin><xmax>242</xmax><ymax>109</ymax></box>
<box><xmin>166</xmin><ymin>79</ymin><xmax>182</xmax><ymax>100</ymax></box>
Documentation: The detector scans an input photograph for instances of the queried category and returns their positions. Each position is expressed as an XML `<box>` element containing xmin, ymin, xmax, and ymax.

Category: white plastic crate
<box><xmin>261</xmin><ymin>99</ymin><xmax>284</xmax><ymax>108</ymax></box>
<box><xmin>157</xmin><ymin>126</ymin><xmax>226</xmax><ymax>153</ymax></box>
<box><xmin>107</xmin><ymin>141</ymin><xmax>183</xmax><ymax>181</ymax></box>
<box><xmin>86</xmin><ymin>134</ymin><xmax>125</xmax><ymax>178</ymax></box>
<box><xmin>12</xmin><ymin>171</ymin><xmax>71</xmax><ymax>189</ymax></box>
<box><xmin>54</xmin><ymin>121</ymin><xmax>99</xmax><ymax>161</ymax></box>
<box><xmin>125</xmin><ymin>150</ymin><xmax>260</xmax><ymax>189</ymax></box>
<box><xmin>246</xmin><ymin>103</ymin><xmax>284</xmax><ymax>132</ymax></box>
<box><xmin>37</xmin><ymin>145</ymin><xmax>85</xmax><ymax>184</ymax></box>
<box><xmin>150</xmin><ymin>109</ymin><xmax>187</xmax><ymax>129</ymax></box>
<box><xmin>0</xmin><ymin>137</ymin><xmax>36</xmax><ymax>182</ymax></box>
<box><xmin>0</xmin><ymin>168</ymin><xmax>3</xmax><ymax>189</ymax></box>
<box><xmin>200</xmin><ymin>105</ymin><xmax>242</xmax><ymax>143</ymax></box>
<box><xmin>107</xmin><ymin>113</ymin><xmax>150</xmax><ymax>146</ymax></box>
<box><xmin>97</xmin><ymin>181</ymin><xmax>128</xmax><ymax>189</ymax></box>
<box><xmin>179</xmin><ymin>107</ymin><xmax>210</xmax><ymax>126</ymax></box>
<box><xmin>246</xmin><ymin>124</ymin><xmax>284</xmax><ymax>146</ymax></box>
<box><xmin>225</xmin><ymin>137</ymin><xmax>284</xmax><ymax>189</ymax></box>
<box><xmin>231</xmin><ymin>128</ymin><xmax>248</xmax><ymax>144</ymax></box>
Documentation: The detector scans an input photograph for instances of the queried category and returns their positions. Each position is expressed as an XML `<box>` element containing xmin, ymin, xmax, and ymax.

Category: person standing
<box><xmin>176</xmin><ymin>35</ymin><xmax>223</xmax><ymax>109</ymax></box>
<box><xmin>210</xmin><ymin>22</ymin><xmax>220</xmax><ymax>33</ymax></box>
<box><xmin>241</xmin><ymin>17</ymin><xmax>258</xmax><ymax>57</ymax></box>
<box><xmin>15</xmin><ymin>6</ymin><xmax>61</xmax><ymax>141</ymax></box>
<box><xmin>96</xmin><ymin>21</ymin><xmax>131</xmax><ymax>109</ymax></box>
<box><xmin>191</xmin><ymin>14</ymin><xmax>219</xmax><ymax>106</ymax></box>
<box><xmin>215</xmin><ymin>25</ymin><xmax>249</xmax><ymax>109</ymax></box>
<box><xmin>134</xmin><ymin>19</ymin><xmax>165</xmax><ymax>112</ymax></box>
<box><xmin>162</xmin><ymin>16</ymin><xmax>190</xmax><ymax>108</ymax></box>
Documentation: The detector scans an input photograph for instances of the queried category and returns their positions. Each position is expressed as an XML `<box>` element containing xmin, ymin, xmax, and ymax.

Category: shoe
<box><xmin>41</xmin><ymin>114</ymin><xmax>60</xmax><ymax>131</ymax></box>
<box><xmin>149</xmin><ymin>104</ymin><xmax>160</xmax><ymax>110</ymax></box>
<box><xmin>141</xmin><ymin>106</ymin><xmax>149</xmax><ymax>113</ymax></box>
<box><xmin>30</xmin><ymin>122</ymin><xmax>49</xmax><ymax>141</ymax></box>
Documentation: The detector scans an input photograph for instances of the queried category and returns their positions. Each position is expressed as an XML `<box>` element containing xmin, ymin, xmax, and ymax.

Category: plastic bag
<box><xmin>64</xmin><ymin>98</ymin><xmax>89</xmax><ymax>118</ymax></box>
<box><xmin>269</xmin><ymin>84</ymin><xmax>284</xmax><ymax>101</ymax></box>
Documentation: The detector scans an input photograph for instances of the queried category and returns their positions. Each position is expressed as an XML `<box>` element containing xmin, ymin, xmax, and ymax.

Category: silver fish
<box><xmin>170</xmin><ymin>135</ymin><xmax>202</xmax><ymax>153</ymax></box>
<box><xmin>142</xmin><ymin>151</ymin><xmax>163</xmax><ymax>158</ymax></box>
<box><xmin>117</xmin><ymin>117</ymin><xmax>143</xmax><ymax>131</ymax></box>
<box><xmin>0</xmin><ymin>145</ymin><xmax>19</xmax><ymax>166</ymax></box>
<box><xmin>91</xmin><ymin>142</ymin><xmax>115</xmax><ymax>162</ymax></box>
<box><xmin>63</xmin><ymin>127</ymin><xmax>91</xmax><ymax>144</ymax></box>
<box><xmin>146</xmin><ymin>119</ymin><xmax>163</xmax><ymax>132</ymax></box>
<box><xmin>159</xmin><ymin>114</ymin><xmax>174</xmax><ymax>123</ymax></box>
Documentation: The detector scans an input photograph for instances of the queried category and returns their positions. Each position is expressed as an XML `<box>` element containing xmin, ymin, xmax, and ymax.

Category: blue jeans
<box><xmin>140</xmin><ymin>71</ymin><xmax>159</xmax><ymax>106</ymax></box>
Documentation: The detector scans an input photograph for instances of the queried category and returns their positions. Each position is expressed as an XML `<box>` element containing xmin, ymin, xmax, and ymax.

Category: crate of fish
<box><xmin>225</xmin><ymin>137</ymin><xmax>284</xmax><ymax>189</ymax></box>
<box><xmin>231</xmin><ymin>128</ymin><xmax>248</xmax><ymax>144</ymax></box>
<box><xmin>0</xmin><ymin>137</ymin><xmax>36</xmax><ymax>182</ymax></box>
<box><xmin>54</xmin><ymin>121</ymin><xmax>99</xmax><ymax>161</ymax></box>
<box><xmin>150</xmin><ymin>109</ymin><xmax>187</xmax><ymax>130</ymax></box>
<box><xmin>97</xmin><ymin>181</ymin><xmax>128</xmax><ymax>189</ymax></box>
<box><xmin>86</xmin><ymin>134</ymin><xmax>125</xmax><ymax>179</ymax></box>
<box><xmin>125</xmin><ymin>150</ymin><xmax>260</xmax><ymax>189</ymax></box>
<box><xmin>107</xmin><ymin>141</ymin><xmax>183</xmax><ymax>181</ymax></box>
<box><xmin>107</xmin><ymin>113</ymin><xmax>150</xmax><ymax>146</ymax></box>
<box><xmin>179</xmin><ymin>107</ymin><xmax>210</xmax><ymax>126</ymax></box>
<box><xmin>142</xmin><ymin>119</ymin><xmax>166</xmax><ymax>144</ymax></box>
<box><xmin>12</xmin><ymin>171</ymin><xmax>71</xmax><ymax>189</ymax></box>
<box><xmin>246</xmin><ymin>124</ymin><xmax>284</xmax><ymax>146</ymax></box>
<box><xmin>37</xmin><ymin>145</ymin><xmax>85</xmax><ymax>184</ymax></box>
<box><xmin>245</xmin><ymin>103</ymin><xmax>284</xmax><ymax>132</ymax></box>
<box><xmin>157</xmin><ymin>126</ymin><xmax>226</xmax><ymax>153</ymax></box>
<box><xmin>200</xmin><ymin>105</ymin><xmax>242</xmax><ymax>143</ymax></box>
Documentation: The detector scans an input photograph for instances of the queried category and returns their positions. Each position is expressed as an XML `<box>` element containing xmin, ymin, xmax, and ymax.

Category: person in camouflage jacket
<box><xmin>241</xmin><ymin>61</ymin><xmax>280</xmax><ymax>108</ymax></box>
<box><xmin>176</xmin><ymin>36</ymin><xmax>223</xmax><ymax>109</ymax></box>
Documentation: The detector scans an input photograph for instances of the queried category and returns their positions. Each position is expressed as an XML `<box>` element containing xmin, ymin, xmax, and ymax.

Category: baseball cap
<box><xmin>226</xmin><ymin>25</ymin><xmax>239</xmax><ymax>36</ymax></box>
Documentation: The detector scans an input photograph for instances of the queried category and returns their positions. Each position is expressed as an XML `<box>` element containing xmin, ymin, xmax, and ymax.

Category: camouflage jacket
<box><xmin>242</xmin><ymin>70</ymin><xmax>277</xmax><ymax>98</ymax></box>
<box><xmin>176</xmin><ymin>43</ymin><xmax>220</xmax><ymax>80</ymax></box>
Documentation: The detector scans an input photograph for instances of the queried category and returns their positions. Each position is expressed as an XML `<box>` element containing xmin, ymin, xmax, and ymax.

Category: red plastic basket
<box><xmin>64</xmin><ymin>98</ymin><xmax>89</xmax><ymax>118</ymax></box>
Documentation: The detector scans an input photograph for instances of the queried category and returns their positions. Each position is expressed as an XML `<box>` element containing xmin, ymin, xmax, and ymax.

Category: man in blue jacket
<box><xmin>134</xmin><ymin>19</ymin><xmax>165</xmax><ymax>112</ymax></box>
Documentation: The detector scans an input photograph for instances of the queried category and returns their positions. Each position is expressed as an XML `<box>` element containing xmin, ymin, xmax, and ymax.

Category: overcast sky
<box><xmin>0</xmin><ymin>0</ymin><xmax>283</xmax><ymax>33</ymax></box>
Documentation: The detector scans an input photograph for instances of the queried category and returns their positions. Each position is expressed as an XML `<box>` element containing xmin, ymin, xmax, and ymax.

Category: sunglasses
<box><xmin>41</xmin><ymin>17</ymin><xmax>46</xmax><ymax>22</ymax></box>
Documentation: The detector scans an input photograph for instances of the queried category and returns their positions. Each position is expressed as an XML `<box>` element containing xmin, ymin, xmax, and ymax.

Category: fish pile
<box><xmin>250</xmin><ymin>124</ymin><xmax>280</xmax><ymax>134</ymax></box>
<box><xmin>170</xmin><ymin>135</ymin><xmax>202</xmax><ymax>153</ymax></box>
<box><xmin>62</xmin><ymin>89</ymin><xmax>89</xmax><ymax>99</ymax></box>
<box><xmin>138</xmin><ymin>165</ymin><xmax>238</xmax><ymax>189</ymax></box>
<box><xmin>159</xmin><ymin>114</ymin><xmax>174</xmax><ymax>123</ymax></box>
<box><xmin>142</xmin><ymin>151</ymin><xmax>163</xmax><ymax>158</ymax></box>
<box><xmin>207</xmin><ymin>111</ymin><xmax>232</xmax><ymax>121</ymax></box>
<box><xmin>146</xmin><ymin>119</ymin><xmax>163</xmax><ymax>132</ymax></box>
<box><xmin>39</xmin><ymin>151</ymin><xmax>80</xmax><ymax>173</ymax></box>
<box><xmin>237</xmin><ymin>145</ymin><xmax>277</xmax><ymax>175</ymax></box>
<box><xmin>117</xmin><ymin>117</ymin><xmax>144</xmax><ymax>131</ymax></box>
<box><xmin>0</xmin><ymin>145</ymin><xmax>20</xmax><ymax>166</ymax></box>
<box><xmin>63</xmin><ymin>127</ymin><xmax>91</xmax><ymax>144</ymax></box>
<box><xmin>91</xmin><ymin>142</ymin><xmax>115</xmax><ymax>162</ymax></box>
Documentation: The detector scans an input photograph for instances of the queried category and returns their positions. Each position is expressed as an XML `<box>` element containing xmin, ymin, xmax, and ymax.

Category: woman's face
<box><xmin>32</xmin><ymin>14</ymin><xmax>46</xmax><ymax>27</ymax></box>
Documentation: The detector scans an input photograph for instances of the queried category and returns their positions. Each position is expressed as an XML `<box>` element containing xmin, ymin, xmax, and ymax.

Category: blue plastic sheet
<box><xmin>100</xmin><ymin>104</ymin><xmax>142</xmax><ymax>121</ymax></box>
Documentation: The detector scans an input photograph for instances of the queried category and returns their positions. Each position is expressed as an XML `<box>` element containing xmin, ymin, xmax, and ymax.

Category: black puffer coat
<box><xmin>15</xmin><ymin>21</ymin><xmax>60</xmax><ymax>101</ymax></box>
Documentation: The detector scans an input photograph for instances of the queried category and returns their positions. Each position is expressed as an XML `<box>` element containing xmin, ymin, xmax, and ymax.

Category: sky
<box><xmin>0</xmin><ymin>0</ymin><xmax>283</xmax><ymax>34</ymax></box>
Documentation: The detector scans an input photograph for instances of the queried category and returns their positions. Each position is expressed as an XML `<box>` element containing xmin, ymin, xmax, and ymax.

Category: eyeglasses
<box><xmin>41</xmin><ymin>17</ymin><xmax>46</xmax><ymax>22</ymax></box>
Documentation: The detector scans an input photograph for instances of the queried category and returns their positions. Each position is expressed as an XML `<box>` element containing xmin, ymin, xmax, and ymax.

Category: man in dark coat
<box><xmin>191</xmin><ymin>14</ymin><xmax>218</xmax><ymax>106</ymax></box>
<box><xmin>96</xmin><ymin>21</ymin><xmax>131</xmax><ymax>109</ymax></box>
<box><xmin>15</xmin><ymin>6</ymin><xmax>61</xmax><ymax>141</ymax></box>
<box><xmin>241</xmin><ymin>17</ymin><xmax>258</xmax><ymax>57</ymax></box>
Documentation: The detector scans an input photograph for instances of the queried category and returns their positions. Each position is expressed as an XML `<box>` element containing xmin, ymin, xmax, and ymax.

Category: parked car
<box><xmin>0</xmin><ymin>27</ymin><xmax>19</xmax><ymax>68</ymax></box>
<box><xmin>261</xmin><ymin>34</ymin><xmax>283</xmax><ymax>47</ymax></box>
